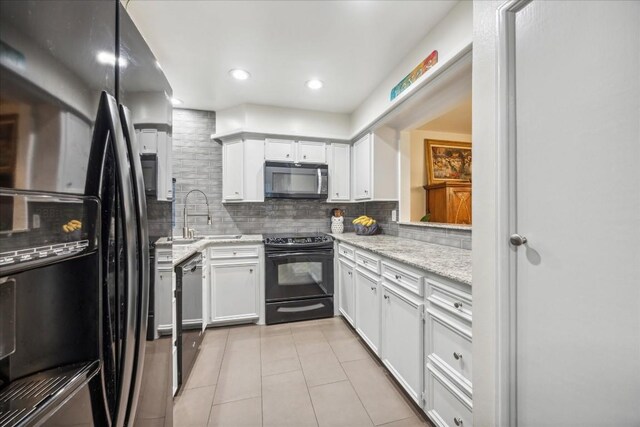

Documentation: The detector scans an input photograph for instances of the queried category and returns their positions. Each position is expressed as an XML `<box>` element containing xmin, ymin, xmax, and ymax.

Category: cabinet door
<box><xmin>156</xmin><ymin>268</ymin><xmax>173</xmax><ymax>332</ymax></box>
<box><xmin>165</xmin><ymin>135</ymin><xmax>173</xmax><ymax>200</ymax></box>
<box><xmin>447</xmin><ymin>187</ymin><xmax>472</xmax><ymax>224</ymax></box>
<box><xmin>297</xmin><ymin>140</ymin><xmax>326</xmax><ymax>163</ymax></box>
<box><xmin>243</xmin><ymin>139</ymin><xmax>265</xmax><ymax>202</ymax></box>
<box><xmin>210</xmin><ymin>261</ymin><xmax>259</xmax><ymax>321</ymax></box>
<box><xmin>353</xmin><ymin>134</ymin><xmax>371</xmax><ymax>200</ymax></box>
<box><xmin>222</xmin><ymin>139</ymin><xmax>244</xmax><ymax>200</ymax></box>
<box><xmin>265</xmin><ymin>138</ymin><xmax>295</xmax><ymax>162</ymax></box>
<box><xmin>329</xmin><ymin>143</ymin><xmax>350</xmax><ymax>201</ymax></box>
<box><xmin>138</xmin><ymin>128</ymin><xmax>158</xmax><ymax>153</ymax></box>
<box><xmin>201</xmin><ymin>258</ymin><xmax>209</xmax><ymax>331</ymax></box>
<box><xmin>381</xmin><ymin>283</ymin><xmax>424</xmax><ymax>404</ymax></box>
<box><xmin>338</xmin><ymin>259</ymin><xmax>355</xmax><ymax>326</ymax></box>
<box><xmin>355</xmin><ymin>268</ymin><xmax>380</xmax><ymax>354</ymax></box>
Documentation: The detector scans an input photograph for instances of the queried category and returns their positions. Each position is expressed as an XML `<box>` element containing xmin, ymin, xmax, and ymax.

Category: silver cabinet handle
<box><xmin>370</xmin><ymin>286</ymin><xmax>376</xmax><ymax>291</ymax></box>
<box><xmin>348</xmin><ymin>271</ymin><xmax>352</xmax><ymax>276</ymax></box>
<box><xmin>453</xmin><ymin>352</ymin><xmax>463</xmax><ymax>360</ymax></box>
<box><xmin>336</xmin><ymin>192</ymin><xmax>339</xmax><ymax>196</ymax></box>
<box><xmin>395</xmin><ymin>274</ymin><xmax>401</xmax><ymax>280</ymax></box>
<box><xmin>510</xmin><ymin>234</ymin><xmax>527</xmax><ymax>246</ymax></box>
<box><xmin>303</xmin><ymin>155</ymin><xmax>307</xmax><ymax>159</ymax></box>
<box><xmin>233</xmin><ymin>251</ymin><xmax>237</xmax><ymax>255</ymax></box>
<box><xmin>383</xmin><ymin>294</ymin><xmax>389</xmax><ymax>300</ymax></box>
<box><xmin>364</xmin><ymin>189</ymin><xmax>368</xmax><ymax>194</ymax></box>
<box><xmin>454</xmin><ymin>417</ymin><xmax>463</xmax><ymax>426</ymax></box>
<box><xmin>454</xmin><ymin>302</ymin><xmax>463</xmax><ymax>309</ymax></box>
<box><xmin>249</xmin><ymin>268</ymin><xmax>253</xmax><ymax>273</ymax></box>
<box><xmin>286</xmin><ymin>153</ymin><xmax>290</xmax><ymax>158</ymax></box>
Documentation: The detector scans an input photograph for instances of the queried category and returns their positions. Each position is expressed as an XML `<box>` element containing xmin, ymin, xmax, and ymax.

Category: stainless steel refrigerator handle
<box><xmin>317</xmin><ymin>168</ymin><xmax>322</xmax><ymax>194</ymax></box>
<box><xmin>100</xmin><ymin>92</ymin><xmax>138</xmax><ymax>427</ymax></box>
<box><xmin>119</xmin><ymin>104</ymin><xmax>150</xmax><ymax>426</ymax></box>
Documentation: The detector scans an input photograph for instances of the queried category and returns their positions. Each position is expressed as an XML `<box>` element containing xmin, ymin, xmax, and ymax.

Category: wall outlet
<box><xmin>391</xmin><ymin>209</ymin><xmax>397</xmax><ymax>222</ymax></box>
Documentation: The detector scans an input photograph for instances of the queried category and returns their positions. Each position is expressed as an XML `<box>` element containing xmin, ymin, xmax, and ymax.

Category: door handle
<box><xmin>509</xmin><ymin>234</ymin><xmax>528</xmax><ymax>246</ymax></box>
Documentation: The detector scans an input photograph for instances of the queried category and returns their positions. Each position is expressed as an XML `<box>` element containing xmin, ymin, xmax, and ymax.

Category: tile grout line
<box><xmin>292</xmin><ymin>324</ymin><xmax>321</xmax><ymax>427</ymax></box>
<box><xmin>206</xmin><ymin>328</ymin><xmax>231</xmax><ymax>425</ymax></box>
<box><xmin>321</xmin><ymin>319</ymin><xmax>377</xmax><ymax>427</ymax></box>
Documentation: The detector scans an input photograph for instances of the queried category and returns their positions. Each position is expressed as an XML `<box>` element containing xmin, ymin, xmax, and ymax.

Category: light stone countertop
<box><xmin>329</xmin><ymin>233</ymin><xmax>471</xmax><ymax>286</ymax></box>
<box><xmin>153</xmin><ymin>235</ymin><xmax>263</xmax><ymax>267</ymax></box>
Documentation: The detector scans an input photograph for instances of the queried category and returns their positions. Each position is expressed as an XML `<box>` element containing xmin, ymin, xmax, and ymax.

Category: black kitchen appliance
<box><xmin>175</xmin><ymin>252</ymin><xmax>204</xmax><ymax>393</ymax></box>
<box><xmin>264</xmin><ymin>233</ymin><xmax>334</xmax><ymax>324</ymax></box>
<box><xmin>264</xmin><ymin>161</ymin><xmax>328</xmax><ymax>199</ymax></box>
<box><xmin>0</xmin><ymin>2</ymin><xmax>173</xmax><ymax>425</ymax></box>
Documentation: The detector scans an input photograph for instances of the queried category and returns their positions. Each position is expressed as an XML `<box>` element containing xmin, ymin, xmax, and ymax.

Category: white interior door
<box><xmin>512</xmin><ymin>1</ymin><xmax>640</xmax><ymax>425</ymax></box>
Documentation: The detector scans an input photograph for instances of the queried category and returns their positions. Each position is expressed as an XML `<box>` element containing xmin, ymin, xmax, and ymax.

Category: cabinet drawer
<box><xmin>382</xmin><ymin>261</ymin><xmax>423</xmax><ymax>297</ymax></box>
<box><xmin>427</xmin><ymin>279</ymin><xmax>472</xmax><ymax>323</ymax></box>
<box><xmin>156</xmin><ymin>249</ymin><xmax>172</xmax><ymax>264</ymax></box>
<box><xmin>356</xmin><ymin>250</ymin><xmax>380</xmax><ymax>274</ymax></box>
<box><xmin>209</xmin><ymin>246</ymin><xmax>259</xmax><ymax>259</ymax></box>
<box><xmin>426</xmin><ymin>365</ymin><xmax>473</xmax><ymax>427</ymax></box>
<box><xmin>427</xmin><ymin>309</ymin><xmax>473</xmax><ymax>394</ymax></box>
<box><xmin>337</xmin><ymin>243</ymin><xmax>355</xmax><ymax>261</ymax></box>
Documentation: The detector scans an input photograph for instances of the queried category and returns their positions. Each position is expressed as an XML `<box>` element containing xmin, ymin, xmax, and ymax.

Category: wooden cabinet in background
<box><xmin>424</xmin><ymin>182</ymin><xmax>472</xmax><ymax>224</ymax></box>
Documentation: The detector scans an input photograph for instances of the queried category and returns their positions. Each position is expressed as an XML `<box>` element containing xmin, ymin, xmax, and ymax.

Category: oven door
<box><xmin>265</xmin><ymin>249</ymin><xmax>334</xmax><ymax>302</ymax></box>
<box><xmin>264</xmin><ymin>161</ymin><xmax>328</xmax><ymax>199</ymax></box>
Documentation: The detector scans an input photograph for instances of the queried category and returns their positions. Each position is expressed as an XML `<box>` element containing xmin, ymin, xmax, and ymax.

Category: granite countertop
<box><xmin>329</xmin><ymin>233</ymin><xmax>471</xmax><ymax>286</ymax></box>
<box><xmin>153</xmin><ymin>235</ymin><xmax>263</xmax><ymax>267</ymax></box>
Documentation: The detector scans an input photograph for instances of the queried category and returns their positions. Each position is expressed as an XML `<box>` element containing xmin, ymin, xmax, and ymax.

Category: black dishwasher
<box><xmin>175</xmin><ymin>252</ymin><xmax>204</xmax><ymax>392</ymax></box>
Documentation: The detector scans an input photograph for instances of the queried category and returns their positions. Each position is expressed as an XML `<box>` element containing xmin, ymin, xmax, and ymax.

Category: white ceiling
<box><xmin>125</xmin><ymin>0</ymin><xmax>459</xmax><ymax>113</ymax></box>
<box><xmin>418</xmin><ymin>95</ymin><xmax>472</xmax><ymax>134</ymax></box>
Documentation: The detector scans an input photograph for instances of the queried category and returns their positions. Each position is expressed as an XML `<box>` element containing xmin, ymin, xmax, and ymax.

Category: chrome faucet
<box><xmin>182</xmin><ymin>189</ymin><xmax>212</xmax><ymax>238</ymax></box>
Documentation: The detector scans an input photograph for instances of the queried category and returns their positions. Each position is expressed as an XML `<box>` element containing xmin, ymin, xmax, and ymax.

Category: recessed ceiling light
<box><xmin>306</xmin><ymin>79</ymin><xmax>323</xmax><ymax>90</ymax></box>
<box><xmin>171</xmin><ymin>98</ymin><xmax>183</xmax><ymax>106</ymax></box>
<box><xmin>229</xmin><ymin>69</ymin><xmax>251</xmax><ymax>80</ymax></box>
<box><xmin>96</xmin><ymin>51</ymin><xmax>127</xmax><ymax>67</ymax></box>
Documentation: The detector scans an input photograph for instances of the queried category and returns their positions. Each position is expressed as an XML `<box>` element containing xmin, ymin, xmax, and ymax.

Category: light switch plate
<box><xmin>391</xmin><ymin>210</ymin><xmax>397</xmax><ymax>222</ymax></box>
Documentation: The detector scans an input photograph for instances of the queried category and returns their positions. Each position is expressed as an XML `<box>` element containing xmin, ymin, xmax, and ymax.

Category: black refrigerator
<box><xmin>0</xmin><ymin>1</ymin><xmax>173</xmax><ymax>426</ymax></box>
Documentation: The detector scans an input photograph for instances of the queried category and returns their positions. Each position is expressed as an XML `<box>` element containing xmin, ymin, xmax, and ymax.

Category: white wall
<box><xmin>472</xmin><ymin>1</ymin><xmax>502</xmax><ymax>426</ymax></box>
<box><xmin>215</xmin><ymin>103</ymin><xmax>351</xmax><ymax>140</ymax></box>
<box><xmin>350</xmin><ymin>1</ymin><xmax>472</xmax><ymax>137</ymax></box>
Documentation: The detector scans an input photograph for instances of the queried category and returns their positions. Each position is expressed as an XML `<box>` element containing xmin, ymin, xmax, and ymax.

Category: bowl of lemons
<box><xmin>352</xmin><ymin>215</ymin><xmax>380</xmax><ymax>235</ymax></box>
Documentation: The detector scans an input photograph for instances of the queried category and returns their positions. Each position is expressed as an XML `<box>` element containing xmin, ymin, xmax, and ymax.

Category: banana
<box><xmin>62</xmin><ymin>224</ymin><xmax>72</xmax><ymax>233</ymax></box>
<box><xmin>69</xmin><ymin>219</ymin><xmax>82</xmax><ymax>227</ymax></box>
<box><xmin>352</xmin><ymin>215</ymin><xmax>368</xmax><ymax>224</ymax></box>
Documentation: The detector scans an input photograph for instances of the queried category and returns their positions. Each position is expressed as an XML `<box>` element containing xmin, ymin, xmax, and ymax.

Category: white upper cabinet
<box><xmin>137</xmin><ymin>128</ymin><xmax>172</xmax><ymax>201</ymax></box>
<box><xmin>353</xmin><ymin>134</ymin><xmax>372</xmax><ymax>200</ymax></box>
<box><xmin>222</xmin><ymin>138</ymin><xmax>265</xmax><ymax>202</ymax></box>
<box><xmin>222</xmin><ymin>139</ymin><xmax>244</xmax><ymax>200</ymax></box>
<box><xmin>329</xmin><ymin>143</ymin><xmax>351</xmax><ymax>201</ymax></box>
<box><xmin>297</xmin><ymin>140</ymin><xmax>326</xmax><ymax>163</ymax></box>
<box><xmin>352</xmin><ymin>128</ymin><xmax>398</xmax><ymax>201</ymax></box>
<box><xmin>265</xmin><ymin>138</ymin><xmax>295</xmax><ymax>162</ymax></box>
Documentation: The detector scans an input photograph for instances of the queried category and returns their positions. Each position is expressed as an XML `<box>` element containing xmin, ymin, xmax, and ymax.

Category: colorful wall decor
<box><xmin>390</xmin><ymin>50</ymin><xmax>438</xmax><ymax>101</ymax></box>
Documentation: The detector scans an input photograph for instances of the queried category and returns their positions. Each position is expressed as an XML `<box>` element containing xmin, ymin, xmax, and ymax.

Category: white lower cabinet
<box><xmin>171</xmin><ymin>270</ymin><xmax>178</xmax><ymax>396</ymax></box>
<box><xmin>354</xmin><ymin>267</ymin><xmax>380</xmax><ymax>355</ymax></box>
<box><xmin>338</xmin><ymin>258</ymin><xmax>355</xmax><ymax>326</ymax></box>
<box><xmin>156</xmin><ymin>267</ymin><xmax>173</xmax><ymax>336</ymax></box>
<box><xmin>425</xmin><ymin>278</ymin><xmax>473</xmax><ymax>427</ymax></box>
<box><xmin>380</xmin><ymin>282</ymin><xmax>424</xmax><ymax>405</ymax></box>
<box><xmin>210</xmin><ymin>261</ymin><xmax>259</xmax><ymax>323</ymax></box>
<box><xmin>336</xmin><ymin>243</ymin><xmax>472</xmax><ymax>424</ymax></box>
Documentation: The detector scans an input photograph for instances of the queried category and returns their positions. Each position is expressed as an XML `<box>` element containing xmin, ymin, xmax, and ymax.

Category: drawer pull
<box><xmin>249</xmin><ymin>269</ymin><xmax>253</xmax><ymax>273</ymax></box>
<box><xmin>348</xmin><ymin>271</ymin><xmax>352</xmax><ymax>276</ymax></box>
<box><xmin>395</xmin><ymin>274</ymin><xmax>401</xmax><ymax>280</ymax></box>
<box><xmin>363</xmin><ymin>260</ymin><xmax>367</xmax><ymax>264</ymax></box>
<box><xmin>383</xmin><ymin>294</ymin><xmax>389</xmax><ymax>300</ymax></box>
<box><xmin>453</xmin><ymin>352</ymin><xmax>463</xmax><ymax>360</ymax></box>
<box><xmin>454</xmin><ymin>417</ymin><xmax>463</xmax><ymax>426</ymax></box>
<box><xmin>233</xmin><ymin>251</ymin><xmax>237</xmax><ymax>255</ymax></box>
<box><xmin>370</xmin><ymin>286</ymin><xmax>376</xmax><ymax>291</ymax></box>
<box><xmin>454</xmin><ymin>302</ymin><xmax>463</xmax><ymax>309</ymax></box>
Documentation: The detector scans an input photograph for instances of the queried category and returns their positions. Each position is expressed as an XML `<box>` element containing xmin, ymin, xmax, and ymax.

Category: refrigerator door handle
<box><xmin>119</xmin><ymin>104</ymin><xmax>150</xmax><ymax>425</ymax></box>
<box><xmin>91</xmin><ymin>92</ymin><xmax>139</xmax><ymax>427</ymax></box>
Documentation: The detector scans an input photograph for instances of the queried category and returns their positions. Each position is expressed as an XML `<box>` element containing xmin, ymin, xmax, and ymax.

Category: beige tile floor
<box><xmin>174</xmin><ymin>316</ymin><xmax>433</xmax><ymax>427</ymax></box>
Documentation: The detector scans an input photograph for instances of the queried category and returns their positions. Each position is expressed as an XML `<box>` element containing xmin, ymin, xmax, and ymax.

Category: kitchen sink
<box><xmin>171</xmin><ymin>235</ymin><xmax>243</xmax><ymax>245</ymax></box>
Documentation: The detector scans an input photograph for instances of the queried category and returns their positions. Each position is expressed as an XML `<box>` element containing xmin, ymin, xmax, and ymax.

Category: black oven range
<box><xmin>263</xmin><ymin>233</ymin><xmax>334</xmax><ymax>324</ymax></box>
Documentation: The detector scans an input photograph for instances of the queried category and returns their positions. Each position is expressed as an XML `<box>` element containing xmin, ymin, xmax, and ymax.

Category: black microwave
<box><xmin>264</xmin><ymin>161</ymin><xmax>328</xmax><ymax>199</ymax></box>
